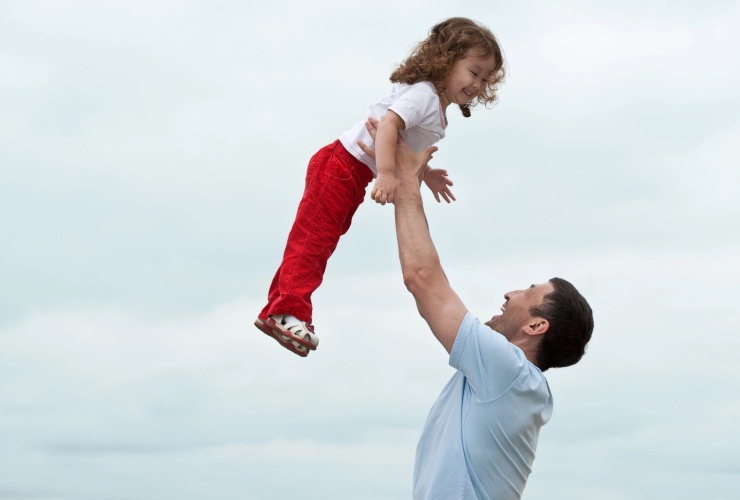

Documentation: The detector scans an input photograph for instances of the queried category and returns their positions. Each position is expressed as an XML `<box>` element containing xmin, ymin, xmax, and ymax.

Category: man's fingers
<box><xmin>358</xmin><ymin>140</ymin><xmax>375</xmax><ymax>159</ymax></box>
<box><xmin>364</xmin><ymin>118</ymin><xmax>380</xmax><ymax>140</ymax></box>
<box><xmin>424</xmin><ymin>146</ymin><xmax>438</xmax><ymax>164</ymax></box>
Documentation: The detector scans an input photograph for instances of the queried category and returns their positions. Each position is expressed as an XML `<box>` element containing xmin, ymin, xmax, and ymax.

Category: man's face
<box><xmin>485</xmin><ymin>282</ymin><xmax>555</xmax><ymax>340</ymax></box>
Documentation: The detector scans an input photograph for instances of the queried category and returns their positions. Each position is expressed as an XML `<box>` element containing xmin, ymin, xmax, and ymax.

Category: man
<box><xmin>359</xmin><ymin>120</ymin><xmax>594</xmax><ymax>499</ymax></box>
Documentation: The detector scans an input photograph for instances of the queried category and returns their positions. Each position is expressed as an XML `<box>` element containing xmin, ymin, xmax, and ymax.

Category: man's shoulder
<box><xmin>452</xmin><ymin>313</ymin><xmax>518</xmax><ymax>361</ymax></box>
<box><xmin>452</xmin><ymin>313</ymin><xmax>551</xmax><ymax>403</ymax></box>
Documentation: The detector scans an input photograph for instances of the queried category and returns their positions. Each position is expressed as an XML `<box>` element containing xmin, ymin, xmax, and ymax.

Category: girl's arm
<box><xmin>422</xmin><ymin>167</ymin><xmax>456</xmax><ymax>203</ymax></box>
<box><xmin>370</xmin><ymin>110</ymin><xmax>405</xmax><ymax>205</ymax></box>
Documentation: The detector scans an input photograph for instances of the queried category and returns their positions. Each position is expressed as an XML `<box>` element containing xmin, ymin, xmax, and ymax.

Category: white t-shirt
<box><xmin>338</xmin><ymin>81</ymin><xmax>447</xmax><ymax>175</ymax></box>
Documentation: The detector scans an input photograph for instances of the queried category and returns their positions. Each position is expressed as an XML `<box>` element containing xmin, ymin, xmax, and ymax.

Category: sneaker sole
<box><xmin>264</xmin><ymin>317</ymin><xmax>318</xmax><ymax>351</ymax></box>
<box><xmin>254</xmin><ymin>318</ymin><xmax>310</xmax><ymax>357</ymax></box>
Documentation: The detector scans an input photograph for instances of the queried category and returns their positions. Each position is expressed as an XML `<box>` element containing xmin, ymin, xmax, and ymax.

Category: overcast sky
<box><xmin>1</xmin><ymin>1</ymin><xmax>739</xmax><ymax>499</ymax></box>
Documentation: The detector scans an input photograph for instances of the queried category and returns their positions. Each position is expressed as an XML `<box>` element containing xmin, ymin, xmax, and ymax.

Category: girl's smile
<box><xmin>440</xmin><ymin>48</ymin><xmax>499</xmax><ymax>109</ymax></box>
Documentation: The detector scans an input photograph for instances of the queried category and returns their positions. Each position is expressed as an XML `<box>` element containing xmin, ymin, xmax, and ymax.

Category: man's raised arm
<box><xmin>359</xmin><ymin>118</ymin><xmax>468</xmax><ymax>353</ymax></box>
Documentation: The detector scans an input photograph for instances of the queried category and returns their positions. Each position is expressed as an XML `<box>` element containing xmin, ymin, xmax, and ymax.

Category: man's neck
<box><xmin>512</xmin><ymin>339</ymin><xmax>541</xmax><ymax>369</ymax></box>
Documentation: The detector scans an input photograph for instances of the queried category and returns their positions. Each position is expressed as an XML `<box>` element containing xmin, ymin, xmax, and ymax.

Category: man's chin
<box><xmin>484</xmin><ymin>317</ymin><xmax>501</xmax><ymax>331</ymax></box>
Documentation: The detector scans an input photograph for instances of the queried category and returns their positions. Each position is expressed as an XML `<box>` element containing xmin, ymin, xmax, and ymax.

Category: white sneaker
<box><xmin>261</xmin><ymin>315</ymin><xmax>319</xmax><ymax>357</ymax></box>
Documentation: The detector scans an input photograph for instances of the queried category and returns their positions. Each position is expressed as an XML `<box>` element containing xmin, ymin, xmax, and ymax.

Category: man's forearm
<box><xmin>390</xmin><ymin>137</ymin><xmax>466</xmax><ymax>353</ymax></box>
<box><xmin>394</xmin><ymin>176</ymin><xmax>442</xmax><ymax>292</ymax></box>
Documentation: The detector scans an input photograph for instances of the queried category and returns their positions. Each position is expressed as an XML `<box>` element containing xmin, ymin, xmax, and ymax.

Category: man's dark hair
<box><xmin>530</xmin><ymin>277</ymin><xmax>594</xmax><ymax>371</ymax></box>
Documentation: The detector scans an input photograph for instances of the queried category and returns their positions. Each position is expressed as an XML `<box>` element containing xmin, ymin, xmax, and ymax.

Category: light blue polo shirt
<box><xmin>413</xmin><ymin>312</ymin><xmax>553</xmax><ymax>500</ymax></box>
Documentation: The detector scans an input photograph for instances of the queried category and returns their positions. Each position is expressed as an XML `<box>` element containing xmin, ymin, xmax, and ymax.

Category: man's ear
<box><xmin>527</xmin><ymin>318</ymin><xmax>549</xmax><ymax>337</ymax></box>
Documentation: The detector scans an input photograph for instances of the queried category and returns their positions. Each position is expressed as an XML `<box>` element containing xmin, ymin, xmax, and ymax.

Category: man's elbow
<box><xmin>402</xmin><ymin>266</ymin><xmax>432</xmax><ymax>297</ymax></box>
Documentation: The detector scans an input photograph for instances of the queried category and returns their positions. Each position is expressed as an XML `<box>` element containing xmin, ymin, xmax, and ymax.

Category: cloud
<box><xmin>0</xmin><ymin>290</ymin><xmax>445</xmax><ymax>498</ymax></box>
<box><xmin>2</xmin><ymin>1</ymin><xmax>740</xmax><ymax>498</ymax></box>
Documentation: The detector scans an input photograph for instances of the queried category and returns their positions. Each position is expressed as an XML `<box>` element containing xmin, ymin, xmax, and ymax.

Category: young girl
<box><xmin>255</xmin><ymin>17</ymin><xmax>505</xmax><ymax>357</ymax></box>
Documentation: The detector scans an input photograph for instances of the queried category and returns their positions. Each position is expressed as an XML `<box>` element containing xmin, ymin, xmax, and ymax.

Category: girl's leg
<box><xmin>259</xmin><ymin>141</ymin><xmax>372</xmax><ymax>325</ymax></box>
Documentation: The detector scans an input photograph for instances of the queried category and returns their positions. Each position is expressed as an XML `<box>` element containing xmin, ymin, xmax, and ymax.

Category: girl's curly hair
<box><xmin>390</xmin><ymin>17</ymin><xmax>506</xmax><ymax>117</ymax></box>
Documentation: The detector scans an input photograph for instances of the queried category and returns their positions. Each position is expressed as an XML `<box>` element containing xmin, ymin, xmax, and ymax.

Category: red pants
<box><xmin>259</xmin><ymin>140</ymin><xmax>374</xmax><ymax>324</ymax></box>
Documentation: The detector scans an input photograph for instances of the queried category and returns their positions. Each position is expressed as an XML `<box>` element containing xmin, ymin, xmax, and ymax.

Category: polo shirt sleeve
<box><xmin>449</xmin><ymin>311</ymin><xmax>529</xmax><ymax>402</ymax></box>
<box><xmin>388</xmin><ymin>83</ymin><xmax>439</xmax><ymax>130</ymax></box>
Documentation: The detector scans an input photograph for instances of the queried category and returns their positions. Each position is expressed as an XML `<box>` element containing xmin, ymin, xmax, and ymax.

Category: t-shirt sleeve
<box><xmin>449</xmin><ymin>312</ymin><xmax>528</xmax><ymax>402</ymax></box>
<box><xmin>388</xmin><ymin>83</ymin><xmax>439</xmax><ymax>130</ymax></box>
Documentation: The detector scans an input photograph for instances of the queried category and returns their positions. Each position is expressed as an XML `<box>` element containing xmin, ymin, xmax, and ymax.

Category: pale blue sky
<box><xmin>1</xmin><ymin>1</ymin><xmax>739</xmax><ymax>499</ymax></box>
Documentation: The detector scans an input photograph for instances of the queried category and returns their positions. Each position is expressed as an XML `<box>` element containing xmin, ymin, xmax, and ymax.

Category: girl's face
<box><xmin>441</xmin><ymin>48</ymin><xmax>498</xmax><ymax>109</ymax></box>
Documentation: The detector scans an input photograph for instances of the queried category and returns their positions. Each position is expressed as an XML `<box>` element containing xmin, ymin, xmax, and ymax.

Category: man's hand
<box><xmin>423</xmin><ymin>168</ymin><xmax>456</xmax><ymax>203</ymax></box>
<box><xmin>358</xmin><ymin>117</ymin><xmax>437</xmax><ymax>188</ymax></box>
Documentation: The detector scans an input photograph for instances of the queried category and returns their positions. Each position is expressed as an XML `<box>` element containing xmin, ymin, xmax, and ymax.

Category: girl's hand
<box><xmin>371</xmin><ymin>174</ymin><xmax>399</xmax><ymax>205</ymax></box>
<box><xmin>423</xmin><ymin>168</ymin><xmax>456</xmax><ymax>203</ymax></box>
